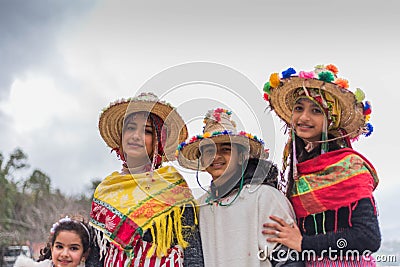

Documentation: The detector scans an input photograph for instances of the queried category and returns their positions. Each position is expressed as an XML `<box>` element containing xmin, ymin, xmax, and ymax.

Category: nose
<box><xmin>131</xmin><ymin>129</ymin><xmax>142</xmax><ymax>140</ymax></box>
<box><xmin>298</xmin><ymin>110</ymin><xmax>311</xmax><ymax>121</ymax></box>
<box><xmin>60</xmin><ymin>248</ymin><xmax>69</xmax><ymax>257</ymax></box>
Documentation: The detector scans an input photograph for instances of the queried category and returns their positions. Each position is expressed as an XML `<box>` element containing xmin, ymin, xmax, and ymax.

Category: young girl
<box><xmin>87</xmin><ymin>92</ymin><xmax>203</xmax><ymax>267</ymax></box>
<box><xmin>176</xmin><ymin>108</ymin><xmax>299</xmax><ymax>266</ymax></box>
<box><xmin>14</xmin><ymin>215</ymin><xmax>91</xmax><ymax>267</ymax></box>
<box><xmin>261</xmin><ymin>64</ymin><xmax>380</xmax><ymax>266</ymax></box>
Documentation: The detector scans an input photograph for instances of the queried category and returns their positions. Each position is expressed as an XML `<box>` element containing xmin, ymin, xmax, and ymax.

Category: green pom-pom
<box><xmin>263</xmin><ymin>82</ymin><xmax>271</xmax><ymax>94</ymax></box>
<box><xmin>354</xmin><ymin>88</ymin><xmax>365</xmax><ymax>103</ymax></box>
<box><xmin>318</xmin><ymin>71</ymin><xmax>335</xmax><ymax>83</ymax></box>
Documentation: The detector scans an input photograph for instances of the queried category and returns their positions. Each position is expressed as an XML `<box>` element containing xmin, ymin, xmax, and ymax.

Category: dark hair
<box><xmin>38</xmin><ymin>216</ymin><xmax>91</xmax><ymax>261</ymax></box>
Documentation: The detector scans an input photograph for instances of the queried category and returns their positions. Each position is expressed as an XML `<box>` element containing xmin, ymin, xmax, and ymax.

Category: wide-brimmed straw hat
<box><xmin>99</xmin><ymin>92</ymin><xmax>188</xmax><ymax>161</ymax></box>
<box><xmin>262</xmin><ymin>64</ymin><xmax>373</xmax><ymax>139</ymax></box>
<box><xmin>176</xmin><ymin>108</ymin><xmax>268</xmax><ymax>170</ymax></box>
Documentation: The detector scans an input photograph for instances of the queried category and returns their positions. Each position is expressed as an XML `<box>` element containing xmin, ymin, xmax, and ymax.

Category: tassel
<box><xmin>312</xmin><ymin>214</ymin><xmax>318</xmax><ymax>235</ymax></box>
<box><xmin>348</xmin><ymin>204</ymin><xmax>353</xmax><ymax>227</ymax></box>
<box><xmin>334</xmin><ymin>209</ymin><xmax>339</xmax><ymax>233</ymax></box>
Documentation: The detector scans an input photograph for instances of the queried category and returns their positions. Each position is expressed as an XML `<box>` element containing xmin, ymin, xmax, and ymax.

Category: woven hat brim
<box><xmin>269</xmin><ymin>77</ymin><xmax>365</xmax><ymax>138</ymax></box>
<box><xmin>99</xmin><ymin>100</ymin><xmax>188</xmax><ymax>161</ymax></box>
<box><xmin>177</xmin><ymin>134</ymin><xmax>268</xmax><ymax>170</ymax></box>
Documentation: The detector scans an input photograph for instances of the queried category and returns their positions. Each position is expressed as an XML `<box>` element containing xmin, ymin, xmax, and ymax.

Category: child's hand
<box><xmin>262</xmin><ymin>215</ymin><xmax>302</xmax><ymax>252</ymax></box>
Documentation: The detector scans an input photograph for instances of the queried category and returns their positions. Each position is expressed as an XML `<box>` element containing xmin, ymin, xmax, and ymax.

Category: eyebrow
<box><xmin>220</xmin><ymin>143</ymin><xmax>232</xmax><ymax>147</ymax></box>
<box><xmin>296</xmin><ymin>99</ymin><xmax>321</xmax><ymax>108</ymax></box>
<box><xmin>55</xmin><ymin>241</ymin><xmax>81</xmax><ymax>247</ymax></box>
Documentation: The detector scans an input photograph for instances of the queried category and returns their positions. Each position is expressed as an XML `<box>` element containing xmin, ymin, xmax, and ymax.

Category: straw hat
<box><xmin>99</xmin><ymin>92</ymin><xmax>188</xmax><ymax>161</ymax></box>
<box><xmin>176</xmin><ymin>108</ymin><xmax>268</xmax><ymax>170</ymax></box>
<box><xmin>262</xmin><ymin>64</ymin><xmax>373</xmax><ymax>139</ymax></box>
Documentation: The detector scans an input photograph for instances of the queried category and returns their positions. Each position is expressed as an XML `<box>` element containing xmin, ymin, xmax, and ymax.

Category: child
<box><xmin>261</xmin><ymin>64</ymin><xmax>381</xmax><ymax>265</ymax></box>
<box><xmin>14</xmin><ymin>215</ymin><xmax>91</xmax><ymax>267</ymax></box>
<box><xmin>177</xmin><ymin>108</ymin><xmax>298</xmax><ymax>266</ymax></box>
<box><xmin>87</xmin><ymin>92</ymin><xmax>203</xmax><ymax>266</ymax></box>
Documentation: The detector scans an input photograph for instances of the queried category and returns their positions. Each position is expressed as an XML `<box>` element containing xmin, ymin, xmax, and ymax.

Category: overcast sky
<box><xmin>1</xmin><ymin>0</ymin><xmax>399</xmax><ymax>243</ymax></box>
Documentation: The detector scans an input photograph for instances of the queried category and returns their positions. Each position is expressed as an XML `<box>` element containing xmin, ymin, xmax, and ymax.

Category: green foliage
<box><xmin>0</xmin><ymin>148</ymin><xmax>94</xmax><ymax>247</ymax></box>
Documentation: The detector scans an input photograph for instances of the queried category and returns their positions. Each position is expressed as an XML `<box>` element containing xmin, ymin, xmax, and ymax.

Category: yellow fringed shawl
<box><xmin>90</xmin><ymin>165</ymin><xmax>197</xmax><ymax>258</ymax></box>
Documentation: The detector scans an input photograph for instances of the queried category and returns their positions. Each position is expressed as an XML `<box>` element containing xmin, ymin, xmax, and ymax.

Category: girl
<box><xmin>14</xmin><ymin>215</ymin><xmax>91</xmax><ymax>267</ymax></box>
<box><xmin>261</xmin><ymin>64</ymin><xmax>380</xmax><ymax>266</ymax></box>
<box><xmin>87</xmin><ymin>92</ymin><xmax>203</xmax><ymax>267</ymax></box>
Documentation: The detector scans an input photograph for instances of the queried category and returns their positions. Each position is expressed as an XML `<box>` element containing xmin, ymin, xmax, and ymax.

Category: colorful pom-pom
<box><xmin>203</xmin><ymin>132</ymin><xmax>211</xmax><ymax>138</ymax></box>
<box><xmin>269</xmin><ymin>73</ymin><xmax>280</xmax><ymax>88</ymax></box>
<box><xmin>363</xmin><ymin>101</ymin><xmax>372</xmax><ymax>115</ymax></box>
<box><xmin>263</xmin><ymin>82</ymin><xmax>271</xmax><ymax>94</ymax></box>
<box><xmin>335</xmin><ymin>78</ymin><xmax>349</xmax><ymax>89</ymax></box>
<box><xmin>263</xmin><ymin>92</ymin><xmax>269</xmax><ymax>101</ymax></box>
<box><xmin>363</xmin><ymin>123</ymin><xmax>373</xmax><ymax>137</ymax></box>
<box><xmin>318</xmin><ymin>71</ymin><xmax>335</xmax><ymax>83</ymax></box>
<box><xmin>325</xmin><ymin>64</ymin><xmax>339</xmax><ymax>75</ymax></box>
<box><xmin>298</xmin><ymin>71</ymin><xmax>315</xmax><ymax>79</ymax></box>
<box><xmin>354</xmin><ymin>88</ymin><xmax>365</xmax><ymax>103</ymax></box>
<box><xmin>281</xmin><ymin>67</ymin><xmax>296</xmax><ymax>79</ymax></box>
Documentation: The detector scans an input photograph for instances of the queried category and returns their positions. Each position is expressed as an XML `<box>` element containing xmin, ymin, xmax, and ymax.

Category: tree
<box><xmin>23</xmin><ymin>170</ymin><xmax>51</xmax><ymax>203</ymax></box>
<box><xmin>0</xmin><ymin>148</ymin><xmax>92</xmax><ymax>249</ymax></box>
<box><xmin>0</xmin><ymin>148</ymin><xmax>29</xmax><ymax>237</ymax></box>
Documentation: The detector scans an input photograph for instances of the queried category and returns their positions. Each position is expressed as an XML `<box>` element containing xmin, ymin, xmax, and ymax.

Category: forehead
<box><xmin>54</xmin><ymin>230</ymin><xmax>82</xmax><ymax>244</ymax></box>
<box><xmin>125</xmin><ymin>112</ymin><xmax>152</xmax><ymax>124</ymax></box>
<box><xmin>295</xmin><ymin>98</ymin><xmax>320</xmax><ymax>107</ymax></box>
<box><xmin>200</xmin><ymin>142</ymin><xmax>234</xmax><ymax>151</ymax></box>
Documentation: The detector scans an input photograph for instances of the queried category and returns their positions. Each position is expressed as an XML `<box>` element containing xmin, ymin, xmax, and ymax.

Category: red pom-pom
<box><xmin>263</xmin><ymin>93</ymin><xmax>269</xmax><ymax>101</ymax></box>
<box><xmin>363</xmin><ymin>108</ymin><xmax>371</xmax><ymax>115</ymax></box>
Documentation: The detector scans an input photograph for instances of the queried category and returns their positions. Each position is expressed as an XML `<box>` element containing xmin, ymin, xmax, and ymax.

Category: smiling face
<box><xmin>292</xmin><ymin>98</ymin><xmax>325</xmax><ymax>142</ymax></box>
<box><xmin>122</xmin><ymin>112</ymin><xmax>154</xmax><ymax>167</ymax></box>
<box><xmin>201</xmin><ymin>142</ymin><xmax>243</xmax><ymax>185</ymax></box>
<box><xmin>51</xmin><ymin>230</ymin><xmax>85</xmax><ymax>267</ymax></box>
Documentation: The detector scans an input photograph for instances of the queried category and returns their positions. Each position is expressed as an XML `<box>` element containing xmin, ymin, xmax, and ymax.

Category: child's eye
<box><xmin>70</xmin><ymin>246</ymin><xmax>80</xmax><ymax>251</ymax></box>
<box><xmin>55</xmin><ymin>244</ymin><xmax>63</xmax><ymax>249</ymax></box>
<box><xmin>313</xmin><ymin>108</ymin><xmax>323</xmax><ymax>114</ymax></box>
<box><xmin>293</xmin><ymin>105</ymin><xmax>303</xmax><ymax>112</ymax></box>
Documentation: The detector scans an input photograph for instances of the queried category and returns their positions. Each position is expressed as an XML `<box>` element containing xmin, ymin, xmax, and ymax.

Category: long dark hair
<box><xmin>38</xmin><ymin>216</ymin><xmax>91</xmax><ymax>262</ymax></box>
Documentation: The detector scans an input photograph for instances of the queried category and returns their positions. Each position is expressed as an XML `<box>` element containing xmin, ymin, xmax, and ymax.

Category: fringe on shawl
<box><xmin>298</xmin><ymin>196</ymin><xmax>377</xmax><ymax>234</ymax></box>
<box><xmin>92</xmin><ymin>202</ymin><xmax>197</xmax><ymax>264</ymax></box>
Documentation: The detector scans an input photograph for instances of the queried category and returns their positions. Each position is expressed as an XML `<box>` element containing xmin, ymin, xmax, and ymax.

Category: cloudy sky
<box><xmin>1</xmin><ymin>0</ymin><xmax>399</xmax><ymax>243</ymax></box>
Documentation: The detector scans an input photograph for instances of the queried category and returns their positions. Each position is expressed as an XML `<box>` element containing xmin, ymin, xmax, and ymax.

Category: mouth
<box><xmin>210</xmin><ymin>162</ymin><xmax>225</xmax><ymax>169</ymax></box>
<box><xmin>297</xmin><ymin>123</ymin><xmax>314</xmax><ymax>129</ymax></box>
<box><xmin>56</xmin><ymin>259</ymin><xmax>72</xmax><ymax>265</ymax></box>
<box><xmin>127</xmin><ymin>142</ymin><xmax>144</xmax><ymax>148</ymax></box>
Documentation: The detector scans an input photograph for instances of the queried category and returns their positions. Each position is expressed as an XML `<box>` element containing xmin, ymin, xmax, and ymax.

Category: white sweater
<box><xmin>198</xmin><ymin>184</ymin><xmax>296</xmax><ymax>267</ymax></box>
<box><xmin>13</xmin><ymin>255</ymin><xmax>51</xmax><ymax>267</ymax></box>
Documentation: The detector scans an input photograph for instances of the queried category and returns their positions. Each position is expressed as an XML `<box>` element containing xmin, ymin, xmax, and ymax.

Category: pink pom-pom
<box><xmin>299</xmin><ymin>71</ymin><xmax>315</xmax><ymax>79</ymax></box>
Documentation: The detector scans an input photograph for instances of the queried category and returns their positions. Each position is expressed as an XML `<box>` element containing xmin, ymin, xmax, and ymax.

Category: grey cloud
<box><xmin>0</xmin><ymin>0</ymin><xmax>98</xmax><ymax>100</ymax></box>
